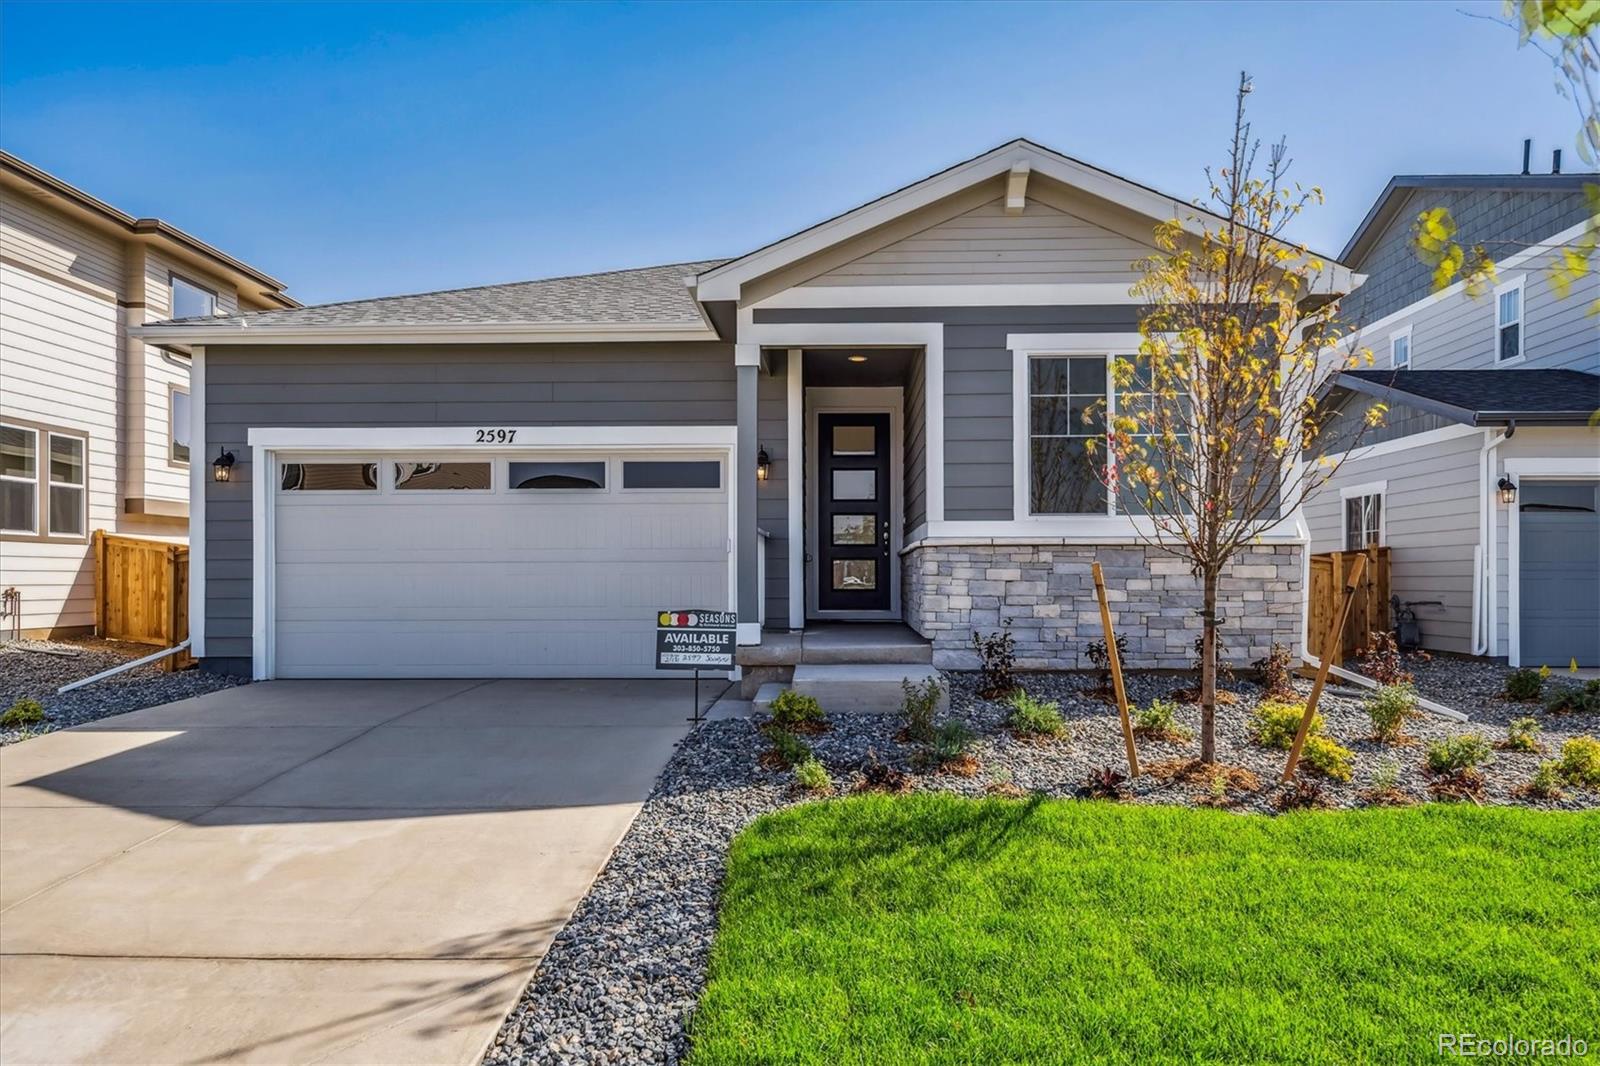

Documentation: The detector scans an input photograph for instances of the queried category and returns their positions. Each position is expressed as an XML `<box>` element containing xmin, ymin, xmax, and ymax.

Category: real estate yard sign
<box><xmin>655</xmin><ymin>609</ymin><xmax>736</xmax><ymax>670</ymax></box>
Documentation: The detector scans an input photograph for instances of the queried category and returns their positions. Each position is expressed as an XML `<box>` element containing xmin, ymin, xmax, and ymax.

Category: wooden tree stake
<box><xmin>1282</xmin><ymin>551</ymin><xmax>1367</xmax><ymax>783</ymax></box>
<box><xmin>1092</xmin><ymin>562</ymin><xmax>1140</xmax><ymax>778</ymax></box>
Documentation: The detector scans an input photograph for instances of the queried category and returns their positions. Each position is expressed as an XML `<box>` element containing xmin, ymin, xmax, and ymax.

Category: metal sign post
<box><xmin>655</xmin><ymin>609</ymin><xmax>736</xmax><ymax>723</ymax></box>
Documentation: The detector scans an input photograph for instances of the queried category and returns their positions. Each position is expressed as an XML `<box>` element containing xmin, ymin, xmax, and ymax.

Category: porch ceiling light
<box><xmin>756</xmin><ymin>446</ymin><xmax>771</xmax><ymax>482</ymax></box>
<box><xmin>847</xmin><ymin>354</ymin><xmax>868</xmax><ymax>363</ymax></box>
<box><xmin>213</xmin><ymin>446</ymin><xmax>236</xmax><ymax>483</ymax></box>
<box><xmin>1497</xmin><ymin>476</ymin><xmax>1517</xmax><ymax>505</ymax></box>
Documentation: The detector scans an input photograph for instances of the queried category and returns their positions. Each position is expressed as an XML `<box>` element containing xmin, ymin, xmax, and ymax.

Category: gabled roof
<box><xmin>1338</xmin><ymin>369</ymin><xmax>1600</xmax><ymax>426</ymax></box>
<box><xmin>0</xmin><ymin>149</ymin><xmax>298</xmax><ymax>309</ymax></box>
<box><xmin>133</xmin><ymin>260</ymin><xmax>729</xmax><ymax>348</ymax></box>
<box><xmin>692</xmin><ymin>138</ymin><xmax>1356</xmax><ymax>302</ymax></box>
<box><xmin>1338</xmin><ymin>173</ymin><xmax>1598</xmax><ymax>268</ymax></box>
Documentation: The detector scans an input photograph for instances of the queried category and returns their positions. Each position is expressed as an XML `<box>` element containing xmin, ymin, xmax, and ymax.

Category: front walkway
<box><xmin>0</xmin><ymin>678</ymin><xmax>704</xmax><ymax>1064</ymax></box>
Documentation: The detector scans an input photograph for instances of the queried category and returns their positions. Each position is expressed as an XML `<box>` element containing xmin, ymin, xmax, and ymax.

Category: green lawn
<box><xmin>688</xmin><ymin>796</ymin><xmax>1599</xmax><ymax>1065</ymax></box>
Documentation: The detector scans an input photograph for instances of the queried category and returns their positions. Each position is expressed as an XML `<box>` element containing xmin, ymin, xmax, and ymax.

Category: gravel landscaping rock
<box><xmin>0</xmin><ymin>638</ymin><xmax>242</xmax><ymax>745</ymax></box>
<box><xmin>483</xmin><ymin>658</ymin><xmax>1600</xmax><ymax>1066</ymax></box>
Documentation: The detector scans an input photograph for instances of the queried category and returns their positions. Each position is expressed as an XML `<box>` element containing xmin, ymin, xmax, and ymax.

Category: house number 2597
<box><xmin>475</xmin><ymin>428</ymin><xmax>517</xmax><ymax>444</ymax></box>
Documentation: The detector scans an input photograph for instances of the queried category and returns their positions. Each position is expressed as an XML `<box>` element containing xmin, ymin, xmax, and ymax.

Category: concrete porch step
<box><xmin>799</xmin><ymin>624</ymin><xmax>933</xmax><ymax>666</ymax></box>
<box><xmin>787</xmin><ymin>663</ymin><xmax>947</xmax><ymax>715</ymax></box>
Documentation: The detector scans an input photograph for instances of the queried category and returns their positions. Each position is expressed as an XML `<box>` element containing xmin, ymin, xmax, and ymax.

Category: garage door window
<box><xmin>281</xmin><ymin>462</ymin><xmax>378</xmax><ymax>491</ymax></box>
<box><xmin>394</xmin><ymin>461</ymin><xmax>490</xmax><ymax>491</ymax></box>
<box><xmin>621</xmin><ymin>460</ymin><xmax>721</xmax><ymax>490</ymax></box>
<box><xmin>509</xmin><ymin>461</ymin><xmax>606</xmax><ymax>490</ymax></box>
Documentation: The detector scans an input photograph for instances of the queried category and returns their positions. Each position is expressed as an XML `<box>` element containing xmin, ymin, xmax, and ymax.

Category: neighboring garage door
<box><xmin>1519</xmin><ymin>479</ymin><xmax>1600</xmax><ymax>668</ymax></box>
<box><xmin>271</xmin><ymin>452</ymin><xmax>729</xmax><ymax>678</ymax></box>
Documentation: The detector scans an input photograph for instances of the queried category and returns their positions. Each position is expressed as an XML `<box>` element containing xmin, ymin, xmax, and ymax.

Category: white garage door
<box><xmin>270</xmin><ymin>452</ymin><xmax>729</xmax><ymax>678</ymax></box>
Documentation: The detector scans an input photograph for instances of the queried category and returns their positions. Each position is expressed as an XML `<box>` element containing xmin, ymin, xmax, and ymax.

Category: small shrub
<box><xmin>1077</xmin><ymin>766</ymin><xmax>1128</xmax><ymax>800</ymax></box>
<box><xmin>1275</xmin><ymin>778</ymin><xmax>1325</xmax><ymax>811</ymax></box>
<box><xmin>1007</xmin><ymin>690</ymin><xmax>1067</xmax><ymax>739</ymax></box>
<box><xmin>972</xmin><ymin>624</ymin><xmax>1018</xmax><ymax>699</ymax></box>
<box><xmin>1364</xmin><ymin>683</ymin><xmax>1419</xmax><ymax>743</ymax></box>
<box><xmin>1249</xmin><ymin>699</ymin><xmax>1318</xmax><ymax>750</ymax></box>
<box><xmin>1425</xmin><ymin>733</ymin><xmax>1493</xmax><ymax>776</ymax></box>
<box><xmin>1084</xmin><ymin>635</ymin><xmax>1128</xmax><ymax>696</ymax></box>
<box><xmin>1557</xmin><ymin>735</ymin><xmax>1600</xmax><ymax>788</ymax></box>
<box><xmin>1503</xmin><ymin>666</ymin><xmax>1547</xmax><ymax>702</ymax></box>
<box><xmin>985</xmin><ymin>765</ymin><xmax>1025</xmax><ymax>797</ymax></box>
<box><xmin>0</xmin><ymin>697</ymin><xmax>46</xmax><ymax>728</ymax></box>
<box><xmin>1252</xmin><ymin>642</ymin><xmax>1299</xmax><ymax>701</ymax></box>
<box><xmin>793</xmin><ymin>757</ymin><xmax>832</xmax><ymax>793</ymax></box>
<box><xmin>1501</xmin><ymin>716</ymin><xmax>1543</xmax><ymax>753</ymax></box>
<box><xmin>1299</xmin><ymin>734</ymin><xmax>1354</xmax><ymax>782</ymax></box>
<box><xmin>1525</xmin><ymin>761</ymin><xmax>1565</xmax><ymax>801</ymax></box>
<box><xmin>899</xmin><ymin>676</ymin><xmax>944</xmax><ymax>743</ymax></box>
<box><xmin>1357</xmin><ymin>631</ymin><xmax>1413</xmax><ymax>686</ymax></box>
<box><xmin>932</xmin><ymin>720</ymin><xmax>975</xmax><ymax>762</ymax></box>
<box><xmin>1133</xmin><ymin>697</ymin><xmax>1193</xmax><ymax>742</ymax></box>
<box><xmin>762</xmin><ymin>729</ymin><xmax>813</xmax><ymax>770</ymax></box>
<box><xmin>855</xmin><ymin>750</ymin><xmax>912</xmax><ymax>794</ymax></box>
<box><xmin>1371</xmin><ymin>756</ymin><xmax>1401</xmax><ymax>794</ymax></box>
<box><xmin>769</xmin><ymin>689</ymin><xmax>826</xmax><ymax>732</ymax></box>
<box><xmin>1544</xmin><ymin>680</ymin><xmax>1600</xmax><ymax>715</ymax></box>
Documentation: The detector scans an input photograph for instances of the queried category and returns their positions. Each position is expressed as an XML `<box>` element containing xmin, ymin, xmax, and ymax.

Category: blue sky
<box><xmin>0</xmin><ymin>1</ymin><xmax>1578</xmax><ymax>306</ymax></box>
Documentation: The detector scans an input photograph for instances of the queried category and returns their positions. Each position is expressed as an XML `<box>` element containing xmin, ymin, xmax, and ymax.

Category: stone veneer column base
<box><xmin>901</xmin><ymin>542</ymin><xmax>1304</xmax><ymax>671</ymax></box>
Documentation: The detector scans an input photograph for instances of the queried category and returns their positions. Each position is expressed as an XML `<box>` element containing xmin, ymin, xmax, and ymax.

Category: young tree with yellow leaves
<box><xmin>1097</xmin><ymin>73</ymin><xmax>1380</xmax><ymax>764</ymax></box>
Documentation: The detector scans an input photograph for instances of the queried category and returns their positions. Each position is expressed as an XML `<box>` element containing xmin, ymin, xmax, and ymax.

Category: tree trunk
<box><xmin>1200</xmin><ymin>566</ymin><xmax>1220</xmax><ymax>764</ymax></box>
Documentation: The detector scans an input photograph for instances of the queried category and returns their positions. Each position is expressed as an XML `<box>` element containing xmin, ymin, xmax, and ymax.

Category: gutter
<box><xmin>130</xmin><ymin>320</ymin><xmax>723</xmax><ymax>350</ymax></box>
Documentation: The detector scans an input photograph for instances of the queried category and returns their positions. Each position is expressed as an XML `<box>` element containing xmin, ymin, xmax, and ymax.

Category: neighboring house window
<box><xmin>1027</xmin><ymin>355</ymin><xmax>1108</xmax><ymax>514</ymax></box>
<box><xmin>171</xmin><ymin>274</ymin><xmax>217</xmax><ymax>319</ymax></box>
<box><xmin>170</xmin><ymin>388</ymin><xmax>190</xmax><ymax>463</ymax></box>
<box><xmin>1494</xmin><ymin>277</ymin><xmax>1523</xmax><ymax>363</ymax></box>
<box><xmin>1</xmin><ymin>424</ymin><xmax>39</xmax><ymax>535</ymax></box>
<box><xmin>1342</xmin><ymin>488</ymin><xmax>1384</xmax><ymax>550</ymax></box>
<box><xmin>1390</xmin><ymin>327</ymin><xmax>1411</xmax><ymax>370</ymax></box>
<box><xmin>47</xmin><ymin>433</ymin><xmax>86</xmax><ymax>537</ymax></box>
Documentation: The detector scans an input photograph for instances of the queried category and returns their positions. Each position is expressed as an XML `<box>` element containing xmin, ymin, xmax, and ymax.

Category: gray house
<box><xmin>1306</xmin><ymin>166</ymin><xmax>1599</xmax><ymax>667</ymax></box>
<box><xmin>134</xmin><ymin>140</ymin><xmax>1354</xmax><ymax>682</ymax></box>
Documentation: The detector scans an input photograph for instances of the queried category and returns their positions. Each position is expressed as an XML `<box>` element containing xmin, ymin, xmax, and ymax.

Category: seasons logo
<box><xmin>657</xmin><ymin>610</ymin><xmax>737</xmax><ymax>628</ymax></box>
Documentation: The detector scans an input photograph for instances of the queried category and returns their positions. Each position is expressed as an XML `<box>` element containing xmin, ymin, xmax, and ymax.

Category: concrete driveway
<box><xmin>0</xmin><ymin>678</ymin><xmax>705</xmax><ymax>1065</ymax></box>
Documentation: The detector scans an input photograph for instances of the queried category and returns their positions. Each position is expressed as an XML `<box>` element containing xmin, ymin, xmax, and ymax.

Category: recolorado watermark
<box><xmin>1439</xmin><ymin>1033</ymin><xmax>1590</xmax><ymax>1058</ymax></box>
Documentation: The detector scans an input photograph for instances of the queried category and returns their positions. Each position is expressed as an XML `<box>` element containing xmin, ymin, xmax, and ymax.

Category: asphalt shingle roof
<box><xmin>1339</xmin><ymin>369</ymin><xmax>1600</xmax><ymax>425</ymax></box>
<box><xmin>149</xmin><ymin>259</ymin><xmax>729</xmax><ymax>328</ymax></box>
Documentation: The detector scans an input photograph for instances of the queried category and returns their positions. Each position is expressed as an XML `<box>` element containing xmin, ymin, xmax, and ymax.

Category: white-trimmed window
<box><xmin>1026</xmin><ymin>354</ymin><xmax>1109</xmax><ymax>514</ymax></box>
<box><xmin>1340</xmin><ymin>481</ymin><xmax>1386</xmax><ymax>550</ymax></box>
<box><xmin>1494</xmin><ymin>276</ymin><xmax>1523</xmax><ymax>363</ymax></box>
<box><xmin>46</xmin><ymin>432</ymin><xmax>87</xmax><ymax>537</ymax></box>
<box><xmin>171</xmin><ymin>274</ymin><xmax>217</xmax><ymax>320</ymax></box>
<box><xmin>1</xmin><ymin>423</ymin><xmax>39</xmax><ymax>535</ymax></box>
<box><xmin>1390</xmin><ymin>326</ymin><xmax>1411</xmax><ymax>371</ymax></box>
<box><xmin>170</xmin><ymin>387</ymin><xmax>191</xmax><ymax>464</ymax></box>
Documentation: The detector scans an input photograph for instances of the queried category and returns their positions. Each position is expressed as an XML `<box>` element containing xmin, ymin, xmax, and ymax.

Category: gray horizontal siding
<box><xmin>904</xmin><ymin>352</ymin><xmax>927</xmax><ymax>532</ymax></box>
<box><xmin>754</xmin><ymin>305</ymin><xmax>1143</xmax><ymax>520</ymax></box>
<box><xmin>203</xmin><ymin>341</ymin><xmax>735</xmax><ymax>660</ymax></box>
<box><xmin>756</xmin><ymin>351</ymin><xmax>790</xmax><ymax>628</ymax></box>
<box><xmin>1305</xmin><ymin>430</ymin><xmax>1483</xmax><ymax>654</ymax></box>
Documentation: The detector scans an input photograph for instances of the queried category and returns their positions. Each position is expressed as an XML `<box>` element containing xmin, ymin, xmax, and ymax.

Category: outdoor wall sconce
<box><xmin>213</xmin><ymin>447</ymin><xmax>236</xmax><ymax>483</ymax></box>
<box><xmin>1497</xmin><ymin>476</ymin><xmax>1517</xmax><ymax>505</ymax></box>
<box><xmin>756</xmin><ymin>445</ymin><xmax>771</xmax><ymax>482</ymax></box>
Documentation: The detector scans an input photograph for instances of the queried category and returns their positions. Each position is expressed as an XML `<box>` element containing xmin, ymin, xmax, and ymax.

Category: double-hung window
<box><xmin>47</xmin><ymin>433</ymin><xmax>86</xmax><ymax>536</ymax></box>
<box><xmin>1390</xmin><ymin>326</ymin><xmax>1411</xmax><ymax>371</ymax></box>
<box><xmin>1494</xmin><ymin>277</ymin><xmax>1523</xmax><ymax>363</ymax></box>
<box><xmin>1026</xmin><ymin>355</ymin><xmax>1108</xmax><ymax>514</ymax></box>
<box><xmin>0</xmin><ymin>423</ymin><xmax>86</xmax><ymax>539</ymax></box>
<box><xmin>1</xmin><ymin>424</ymin><xmax>38</xmax><ymax>534</ymax></box>
<box><xmin>1342</xmin><ymin>484</ymin><xmax>1384</xmax><ymax>550</ymax></box>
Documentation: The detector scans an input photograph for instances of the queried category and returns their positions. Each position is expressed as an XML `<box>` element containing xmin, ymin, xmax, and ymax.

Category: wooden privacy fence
<box><xmin>1306</xmin><ymin>545</ymin><xmax>1390</xmax><ymax>666</ymax></box>
<box><xmin>93</xmin><ymin>531</ymin><xmax>193</xmax><ymax>670</ymax></box>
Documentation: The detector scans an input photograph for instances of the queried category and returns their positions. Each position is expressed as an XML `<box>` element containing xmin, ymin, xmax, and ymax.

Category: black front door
<box><xmin>817</xmin><ymin>412</ymin><xmax>892</xmax><ymax>612</ymax></box>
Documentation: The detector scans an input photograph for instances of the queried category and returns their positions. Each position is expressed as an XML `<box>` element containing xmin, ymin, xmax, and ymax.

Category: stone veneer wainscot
<box><xmin>902</xmin><ymin>542</ymin><xmax>1303</xmax><ymax>671</ymax></box>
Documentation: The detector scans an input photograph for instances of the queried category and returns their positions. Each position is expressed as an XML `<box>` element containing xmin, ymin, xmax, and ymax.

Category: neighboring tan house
<box><xmin>0</xmin><ymin>151</ymin><xmax>295</xmax><ymax>637</ymax></box>
<box><xmin>133</xmin><ymin>139</ymin><xmax>1357</xmax><ymax>683</ymax></box>
<box><xmin>1306</xmin><ymin>165</ymin><xmax>1599</xmax><ymax>667</ymax></box>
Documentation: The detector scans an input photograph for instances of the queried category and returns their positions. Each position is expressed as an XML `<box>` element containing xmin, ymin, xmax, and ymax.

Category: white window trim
<box><xmin>1493</xmin><ymin>275</ymin><xmax>1525</xmax><ymax>366</ymax></box>
<box><xmin>170</xmin><ymin>272</ymin><xmax>219</xmax><ymax>319</ymax></box>
<box><xmin>1504</xmin><ymin>456</ymin><xmax>1600</xmax><ymax>667</ymax></box>
<box><xmin>0</xmin><ymin>422</ymin><xmax>40</xmax><ymax>535</ymax></box>
<box><xmin>45</xmin><ymin>431</ymin><xmax>88</xmax><ymax>539</ymax></box>
<box><xmin>245</xmin><ymin>425</ymin><xmax>738</xmax><ymax>681</ymax></box>
<box><xmin>1388</xmin><ymin>325</ymin><xmax>1411</xmax><ymax>371</ymax></box>
<box><xmin>1338</xmin><ymin>480</ymin><xmax>1386</xmax><ymax>550</ymax></box>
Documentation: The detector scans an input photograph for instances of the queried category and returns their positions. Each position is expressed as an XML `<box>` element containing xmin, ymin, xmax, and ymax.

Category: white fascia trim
<box><xmin>1503</xmin><ymin>456</ymin><xmax>1600</xmax><ymax>477</ymax></box>
<box><xmin>1007</xmin><ymin>332</ymin><xmax>1142</xmax><ymax>353</ymax></box>
<box><xmin>1338</xmin><ymin>480</ymin><xmax>1388</xmax><ymax>500</ymax></box>
<box><xmin>131</xmin><ymin>322</ymin><xmax>721</xmax><ymax>346</ymax></box>
<box><xmin>247</xmin><ymin>425</ymin><xmax>738</xmax><ymax>450</ymax></box>
<box><xmin>1316</xmin><ymin>423</ymin><xmax>1480</xmax><ymax>465</ymax></box>
<box><xmin>188</xmin><ymin>346</ymin><xmax>206</xmax><ymax>658</ymax></box>
<box><xmin>739</xmin><ymin>318</ymin><xmax>945</xmax><ymax>523</ymax></box>
<box><xmin>752</xmin><ymin>282</ymin><xmax>1140</xmax><ymax>309</ymax></box>
<box><xmin>695</xmin><ymin>141</ymin><xmax>1353</xmax><ymax>302</ymax></box>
